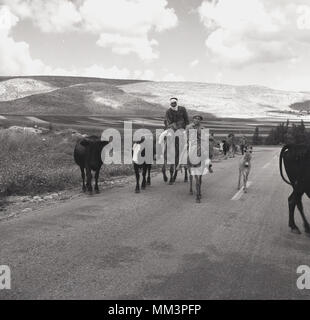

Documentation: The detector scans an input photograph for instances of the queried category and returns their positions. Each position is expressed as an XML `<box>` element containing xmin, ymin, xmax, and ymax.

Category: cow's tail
<box><xmin>279</xmin><ymin>145</ymin><xmax>291</xmax><ymax>185</ymax></box>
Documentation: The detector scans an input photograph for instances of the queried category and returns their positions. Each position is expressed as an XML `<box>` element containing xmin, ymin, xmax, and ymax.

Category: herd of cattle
<box><xmin>74</xmin><ymin>135</ymin><xmax>310</xmax><ymax>234</ymax></box>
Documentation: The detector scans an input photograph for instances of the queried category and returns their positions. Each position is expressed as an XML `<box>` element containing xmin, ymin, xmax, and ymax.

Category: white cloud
<box><xmin>0</xmin><ymin>6</ymin><xmax>49</xmax><ymax>76</ymax></box>
<box><xmin>198</xmin><ymin>0</ymin><xmax>310</xmax><ymax>67</ymax></box>
<box><xmin>96</xmin><ymin>33</ymin><xmax>159</xmax><ymax>60</ymax></box>
<box><xmin>0</xmin><ymin>6</ymin><xmax>157</xmax><ymax>80</ymax></box>
<box><xmin>3</xmin><ymin>0</ymin><xmax>82</xmax><ymax>32</ymax></box>
<box><xmin>81</xmin><ymin>65</ymin><xmax>133</xmax><ymax>79</ymax></box>
<box><xmin>4</xmin><ymin>0</ymin><xmax>178</xmax><ymax>61</ymax></box>
<box><xmin>162</xmin><ymin>73</ymin><xmax>185</xmax><ymax>82</ymax></box>
<box><xmin>80</xmin><ymin>0</ymin><xmax>177</xmax><ymax>61</ymax></box>
<box><xmin>215</xmin><ymin>72</ymin><xmax>223</xmax><ymax>83</ymax></box>
<box><xmin>297</xmin><ymin>5</ymin><xmax>310</xmax><ymax>30</ymax></box>
<box><xmin>133</xmin><ymin>69</ymin><xmax>155</xmax><ymax>80</ymax></box>
<box><xmin>190</xmin><ymin>59</ymin><xmax>199</xmax><ymax>67</ymax></box>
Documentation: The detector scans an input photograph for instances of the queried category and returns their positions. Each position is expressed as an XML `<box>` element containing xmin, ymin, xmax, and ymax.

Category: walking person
<box><xmin>240</xmin><ymin>135</ymin><xmax>247</xmax><ymax>155</ymax></box>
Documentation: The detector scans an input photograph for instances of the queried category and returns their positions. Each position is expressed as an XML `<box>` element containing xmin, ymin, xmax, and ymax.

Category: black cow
<box><xmin>279</xmin><ymin>144</ymin><xmax>310</xmax><ymax>235</ymax></box>
<box><xmin>74</xmin><ymin>136</ymin><xmax>109</xmax><ymax>193</ymax></box>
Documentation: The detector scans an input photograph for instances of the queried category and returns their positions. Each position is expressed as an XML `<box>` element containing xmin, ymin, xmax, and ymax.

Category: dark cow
<box><xmin>279</xmin><ymin>144</ymin><xmax>310</xmax><ymax>235</ymax></box>
<box><xmin>74</xmin><ymin>136</ymin><xmax>109</xmax><ymax>193</ymax></box>
<box><xmin>132</xmin><ymin>136</ymin><xmax>154</xmax><ymax>193</ymax></box>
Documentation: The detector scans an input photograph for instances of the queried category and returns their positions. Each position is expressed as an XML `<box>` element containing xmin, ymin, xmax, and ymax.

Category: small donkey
<box><xmin>238</xmin><ymin>146</ymin><xmax>253</xmax><ymax>193</ymax></box>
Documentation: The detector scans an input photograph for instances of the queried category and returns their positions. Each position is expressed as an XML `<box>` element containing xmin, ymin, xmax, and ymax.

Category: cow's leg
<box><xmin>184</xmin><ymin>167</ymin><xmax>188</xmax><ymax>182</ymax></box>
<box><xmin>80</xmin><ymin>166</ymin><xmax>86</xmax><ymax>192</ymax></box>
<box><xmin>288</xmin><ymin>191</ymin><xmax>301</xmax><ymax>234</ymax></box>
<box><xmin>134</xmin><ymin>164</ymin><xmax>140</xmax><ymax>193</ymax></box>
<box><xmin>295</xmin><ymin>193</ymin><xmax>310</xmax><ymax>234</ymax></box>
<box><xmin>86</xmin><ymin>167</ymin><xmax>93</xmax><ymax>193</ymax></box>
<box><xmin>141</xmin><ymin>164</ymin><xmax>147</xmax><ymax>190</ymax></box>
<box><xmin>94</xmin><ymin>167</ymin><xmax>100</xmax><ymax>193</ymax></box>
<box><xmin>147</xmin><ymin>165</ymin><xmax>151</xmax><ymax>185</ymax></box>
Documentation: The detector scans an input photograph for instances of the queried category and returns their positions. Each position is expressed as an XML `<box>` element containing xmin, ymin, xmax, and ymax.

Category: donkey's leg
<box><xmin>243</xmin><ymin>172</ymin><xmax>247</xmax><ymax>193</ymax></box>
<box><xmin>237</xmin><ymin>169</ymin><xmax>241</xmax><ymax>190</ymax></box>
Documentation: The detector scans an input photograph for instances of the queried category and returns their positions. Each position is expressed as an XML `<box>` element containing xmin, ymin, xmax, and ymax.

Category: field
<box><xmin>0</xmin><ymin>128</ymin><xmax>135</xmax><ymax>198</ymax></box>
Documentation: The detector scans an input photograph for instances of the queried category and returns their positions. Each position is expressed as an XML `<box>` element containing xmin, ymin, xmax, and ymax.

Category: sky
<box><xmin>0</xmin><ymin>0</ymin><xmax>310</xmax><ymax>91</ymax></box>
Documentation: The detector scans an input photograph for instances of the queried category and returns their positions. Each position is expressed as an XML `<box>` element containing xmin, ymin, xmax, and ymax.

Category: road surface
<box><xmin>1</xmin><ymin>146</ymin><xmax>310</xmax><ymax>299</ymax></box>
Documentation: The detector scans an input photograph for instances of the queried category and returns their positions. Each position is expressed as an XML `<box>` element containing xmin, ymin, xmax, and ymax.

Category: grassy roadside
<box><xmin>0</xmin><ymin>129</ymin><xmax>134</xmax><ymax>198</ymax></box>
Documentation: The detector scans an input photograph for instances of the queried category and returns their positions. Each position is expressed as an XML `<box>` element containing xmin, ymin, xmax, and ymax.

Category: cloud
<box><xmin>96</xmin><ymin>33</ymin><xmax>159</xmax><ymax>60</ymax></box>
<box><xmin>133</xmin><ymin>69</ymin><xmax>155</xmax><ymax>80</ymax></box>
<box><xmin>297</xmin><ymin>5</ymin><xmax>310</xmax><ymax>30</ymax></box>
<box><xmin>80</xmin><ymin>65</ymin><xmax>131</xmax><ymax>79</ymax></box>
<box><xmin>0</xmin><ymin>6</ymin><xmax>157</xmax><ymax>80</ymax></box>
<box><xmin>3</xmin><ymin>0</ymin><xmax>82</xmax><ymax>32</ymax></box>
<box><xmin>162</xmin><ymin>73</ymin><xmax>185</xmax><ymax>82</ymax></box>
<box><xmin>80</xmin><ymin>0</ymin><xmax>178</xmax><ymax>61</ymax></box>
<box><xmin>4</xmin><ymin>0</ymin><xmax>178</xmax><ymax>60</ymax></box>
<box><xmin>198</xmin><ymin>0</ymin><xmax>310</xmax><ymax>67</ymax></box>
<box><xmin>0</xmin><ymin>6</ymin><xmax>49</xmax><ymax>76</ymax></box>
<box><xmin>190</xmin><ymin>59</ymin><xmax>199</xmax><ymax>67</ymax></box>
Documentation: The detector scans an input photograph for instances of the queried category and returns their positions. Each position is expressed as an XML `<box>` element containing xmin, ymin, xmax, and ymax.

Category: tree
<box><xmin>265</xmin><ymin>120</ymin><xmax>309</xmax><ymax>145</ymax></box>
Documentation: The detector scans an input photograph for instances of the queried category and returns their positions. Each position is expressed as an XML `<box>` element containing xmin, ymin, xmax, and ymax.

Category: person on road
<box><xmin>222</xmin><ymin>139</ymin><xmax>229</xmax><ymax>159</ymax></box>
<box><xmin>227</xmin><ymin>133</ymin><xmax>236</xmax><ymax>158</ymax></box>
<box><xmin>240</xmin><ymin>135</ymin><xmax>247</xmax><ymax>155</ymax></box>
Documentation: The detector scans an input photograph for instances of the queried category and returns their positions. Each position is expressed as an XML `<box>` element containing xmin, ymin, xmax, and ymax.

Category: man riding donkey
<box><xmin>159</xmin><ymin>97</ymin><xmax>189</xmax><ymax>184</ymax></box>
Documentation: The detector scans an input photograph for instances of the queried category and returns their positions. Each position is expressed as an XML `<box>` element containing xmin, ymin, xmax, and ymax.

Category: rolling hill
<box><xmin>0</xmin><ymin>77</ymin><xmax>163</xmax><ymax>116</ymax></box>
<box><xmin>0</xmin><ymin>76</ymin><xmax>310</xmax><ymax>120</ymax></box>
<box><xmin>119</xmin><ymin>81</ymin><xmax>310</xmax><ymax>119</ymax></box>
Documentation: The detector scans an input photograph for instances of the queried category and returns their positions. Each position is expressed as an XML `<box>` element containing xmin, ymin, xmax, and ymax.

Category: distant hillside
<box><xmin>290</xmin><ymin>100</ymin><xmax>310</xmax><ymax>111</ymax></box>
<box><xmin>120</xmin><ymin>82</ymin><xmax>310</xmax><ymax>119</ymax></box>
<box><xmin>0</xmin><ymin>76</ymin><xmax>147</xmax><ymax>88</ymax></box>
<box><xmin>0</xmin><ymin>79</ymin><xmax>164</xmax><ymax>116</ymax></box>
<box><xmin>1</xmin><ymin>76</ymin><xmax>310</xmax><ymax>119</ymax></box>
<box><xmin>0</xmin><ymin>78</ymin><xmax>57</xmax><ymax>102</ymax></box>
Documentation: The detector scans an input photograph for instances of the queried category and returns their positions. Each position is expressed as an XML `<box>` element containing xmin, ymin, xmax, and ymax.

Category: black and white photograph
<box><xmin>1</xmin><ymin>0</ymin><xmax>310</xmax><ymax>306</ymax></box>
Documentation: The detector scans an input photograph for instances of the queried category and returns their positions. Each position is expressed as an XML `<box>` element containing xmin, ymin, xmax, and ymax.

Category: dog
<box><xmin>238</xmin><ymin>146</ymin><xmax>253</xmax><ymax>193</ymax></box>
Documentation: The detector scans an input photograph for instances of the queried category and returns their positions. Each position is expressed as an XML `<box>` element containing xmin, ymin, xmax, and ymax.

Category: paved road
<box><xmin>1</xmin><ymin>146</ymin><xmax>310</xmax><ymax>300</ymax></box>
